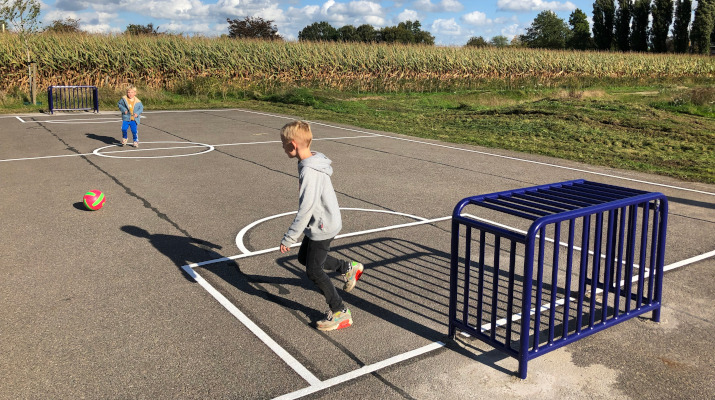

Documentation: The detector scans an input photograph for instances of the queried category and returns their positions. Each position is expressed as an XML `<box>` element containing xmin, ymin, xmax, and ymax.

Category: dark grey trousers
<box><xmin>298</xmin><ymin>236</ymin><xmax>350</xmax><ymax>312</ymax></box>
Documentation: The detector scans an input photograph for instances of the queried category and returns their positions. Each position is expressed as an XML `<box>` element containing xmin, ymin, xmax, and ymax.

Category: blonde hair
<box><xmin>280</xmin><ymin>121</ymin><xmax>312</xmax><ymax>147</ymax></box>
<box><xmin>127</xmin><ymin>85</ymin><xmax>137</xmax><ymax>92</ymax></box>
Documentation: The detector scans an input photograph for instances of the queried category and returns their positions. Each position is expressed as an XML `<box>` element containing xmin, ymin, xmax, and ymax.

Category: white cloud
<box><xmin>431</xmin><ymin>18</ymin><xmax>461</xmax><ymax>36</ymax></box>
<box><xmin>413</xmin><ymin>0</ymin><xmax>463</xmax><ymax>13</ymax></box>
<box><xmin>462</xmin><ymin>11</ymin><xmax>492</xmax><ymax>26</ymax></box>
<box><xmin>397</xmin><ymin>9</ymin><xmax>420</xmax><ymax>22</ymax></box>
<box><xmin>496</xmin><ymin>0</ymin><xmax>576</xmax><ymax>12</ymax></box>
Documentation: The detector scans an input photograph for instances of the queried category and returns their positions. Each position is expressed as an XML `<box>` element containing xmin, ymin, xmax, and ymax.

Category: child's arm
<box><xmin>134</xmin><ymin>101</ymin><xmax>143</xmax><ymax>117</ymax></box>
<box><xmin>280</xmin><ymin>170</ymin><xmax>322</xmax><ymax>251</ymax></box>
<box><xmin>118</xmin><ymin>98</ymin><xmax>128</xmax><ymax>114</ymax></box>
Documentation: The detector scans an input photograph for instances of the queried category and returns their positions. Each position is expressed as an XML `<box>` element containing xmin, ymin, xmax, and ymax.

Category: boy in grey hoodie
<box><xmin>279</xmin><ymin>121</ymin><xmax>364</xmax><ymax>331</ymax></box>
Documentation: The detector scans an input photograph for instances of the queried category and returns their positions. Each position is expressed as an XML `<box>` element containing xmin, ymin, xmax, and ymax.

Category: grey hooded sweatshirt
<box><xmin>281</xmin><ymin>152</ymin><xmax>342</xmax><ymax>247</ymax></box>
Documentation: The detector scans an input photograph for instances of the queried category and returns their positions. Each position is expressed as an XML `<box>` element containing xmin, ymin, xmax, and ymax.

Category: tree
<box><xmin>672</xmin><ymin>0</ymin><xmax>692</xmax><ymax>53</ymax></box>
<box><xmin>227</xmin><ymin>16</ymin><xmax>281</xmax><ymax>40</ymax></box>
<box><xmin>44</xmin><ymin>17</ymin><xmax>81</xmax><ymax>33</ymax></box>
<box><xmin>593</xmin><ymin>0</ymin><xmax>616</xmax><ymax>50</ymax></box>
<box><xmin>650</xmin><ymin>0</ymin><xmax>674</xmax><ymax>52</ymax></box>
<box><xmin>568</xmin><ymin>8</ymin><xmax>592</xmax><ymax>49</ymax></box>
<box><xmin>337</xmin><ymin>24</ymin><xmax>358</xmax><ymax>42</ymax></box>
<box><xmin>1</xmin><ymin>0</ymin><xmax>41</xmax><ymax>104</ymax></box>
<box><xmin>615</xmin><ymin>0</ymin><xmax>632</xmax><ymax>51</ymax></box>
<box><xmin>465</xmin><ymin>36</ymin><xmax>488</xmax><ymax>47</ymax></box>
<box><xmin>630</xmin><ymin>0</ymin><xmax>651</xmax><ymax>51</ymax></box>
<box><xmin>356</xmin><ymin>24</ymin><xmax>376</xmax><ymax>42</ymax></box>
<box><xmin>690</xmin><ymin>0</ymin><xmax>715</xmax><ymax>54</ymax></box>
<box><xmin>298</xmin><ymin>21</ymin><xmax>338</xmax><ymax>41</ymax></box>
<box><xmin>377</xmin><ymin>20</ymin><xmax>434</xmax><ymax>45</ymax></box>
<box><xmin>489</xmin><ymin>35</ymin><xmax>510</xmax><ymax>47</ymax></box>
<box><xmin>125</xmin><ymin>23</ymin><xmax>160</xmax><ymax>35</ymax></box>
<box><xmin>520</xmin><ymin>10</ymin><xmax>568</xmax><ymax>49</ymax></box>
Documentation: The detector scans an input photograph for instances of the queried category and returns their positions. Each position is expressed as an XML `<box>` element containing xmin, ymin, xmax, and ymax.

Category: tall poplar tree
<box><xmin>672</xmin><ymin>0</ymin><xmax>692</xmax><ymax>53</ymax></box>
<box><xmin>568</xmin><ymin>8</ymin><xmax>593</xmax><ymax>49</ymax></box>
<box><xmin>593</xmin><ymin>0</ymin><xmax>616</xmax><ymax>50</ymax></box>
<box><xmin>615</xmin><ymin>0</ymin><xmax>633</xmax><ymax>51</ymax></box>
<box><xmin>630</xmin><ymin>0</ymin><xmax>651</xmax><ymax>51</ymax></box>
<box><xmin>691</xmin><ymin>0</ymin><xmax>715</xmax><ymax>54</ymax></box>
<box><xmin>651</xmin><ymin>0</ymin><xmax>674</xmax><ymax>52</ymax></box>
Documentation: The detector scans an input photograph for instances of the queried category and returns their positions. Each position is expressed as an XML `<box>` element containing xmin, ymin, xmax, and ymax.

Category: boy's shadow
<box><xmin>86</xmin><ymin>133</ymin><xmax>122</xmax><ymax>145</ymax></box>
<box><xmin>120</xmin><ymin>225</ymin><xmax>318</xmax><ymax>319</ymax></box>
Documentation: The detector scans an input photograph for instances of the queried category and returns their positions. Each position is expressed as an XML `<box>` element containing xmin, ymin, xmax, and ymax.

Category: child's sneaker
<box><xmin>316</xmin><ymin>308</ymin><xmax>352</xmax><ymax>331</ymax></box>
<box><xmin>342</xmin><ymin>261</ymin><xmax>363</xmax><ymax>292</ymax></box>
<box><xmin>120</xmin><ymin>138</ymin><xmax>127</xmax><ymax>146</ymax></box>
<box><xmin>132</xmin><ymin>141</ymin><xmax>139</xmax><ymax>148</ymax></box>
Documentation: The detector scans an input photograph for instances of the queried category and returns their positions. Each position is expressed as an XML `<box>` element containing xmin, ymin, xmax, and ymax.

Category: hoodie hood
<box><xmin>300</xmin><ymin>152</ymin><xmax>333</xmax><ymax>176</ymax></box>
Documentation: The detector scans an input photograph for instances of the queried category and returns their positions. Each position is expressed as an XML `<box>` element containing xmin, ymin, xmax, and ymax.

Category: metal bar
<box><xmin>601</xmin><ymin>210</ymin><xmax>616</xmax><ymax>323</ymax></box>
<box><xmin>653</xmin><ymin>199</ymin><xmax>668</xmax><ymax>321</ymax></box>
<box><xmin>548</xmin><ymin>223</ymin><xmax>560</xmax><ymax>345</ymax></box>
<box><xmin>589</xmin><ymin>213</ymin><xmax>603</xmax><ymax>327</ymax></box>
<box><xmin>647</xmin><ymin>201</ymin><xmax>659</xmax><ymax>303</ymax></box>
<box><xmin>614</xmin><ymin>207</ymin><xmax>626</xmax><ymax>317</ymax></box>
<box><xmin>637</xmin><ymin>201</ymin><xmax>651</xmax><ymax>309</ymax></box>
<box><xmin>576</xmin><ymin>215</ymin><xmax>591</xmax><ymax>334</ymax></box>
<box><xmin>462</xmin><ymin>227</ymin><xmax>472</xmax><ymax>325</ymax></box>
<box><xmin>506</xmin><ymin>240</ymin><xmax>517</xmax><ymax>348</ymax></box>
<box><xmin>448</xmin><ymin>220</ymin><xmax>460</xmax><ymax>339</ymax></box>
<box><xmin>476</xmin><ymin>231</ymin><xmax>486</xmax><ymax>329</ymax></box>
<box><xmin>513</xmin><ymin>193</ymin><xmax>579</xmax><ymax>211</ymax></box>
<box><xmin>490</xmin><ymin>236</ymin><xmax>501</xmax><ymax>342</ymax></box>
<box><xmin>485</xmin><ymin>198</ymin><xmax>550</xmax><ymax>217</ymax></box>
<box><xmin>562</xmin><ymin>219</ymin><xmax>575</xmax><ymax>339</ymax></box>
<box><xmin>624</xmin><ymin>205</ymin><xmax>638</xmax><ymax>314</ymax></box>
<box><xmin>532</xmin><ymin>227</ymin><xmax>545</xmax><ymax>351</ymax></box>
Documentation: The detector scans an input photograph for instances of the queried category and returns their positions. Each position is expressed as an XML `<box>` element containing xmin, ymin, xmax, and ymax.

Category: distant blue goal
<box><xmin>48</xmin><ymin>85</ymin><xmax>99</xmax><ymax>114</ymax></box>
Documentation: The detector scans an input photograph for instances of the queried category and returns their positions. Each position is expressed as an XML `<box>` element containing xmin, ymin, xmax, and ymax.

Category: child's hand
<box><xmin>280</xmin><ymin>244</ymin><xmax>290</xmax><ymax>253</ymax></box>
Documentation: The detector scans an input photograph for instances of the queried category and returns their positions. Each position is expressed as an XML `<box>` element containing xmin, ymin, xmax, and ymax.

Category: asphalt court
<box><xmin>1</xmin><ymin>109</ymin><xmax>714</xmax><ymax>399</ymax></box>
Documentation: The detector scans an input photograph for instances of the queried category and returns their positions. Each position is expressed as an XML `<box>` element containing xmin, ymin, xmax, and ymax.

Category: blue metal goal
<box><xmin>48</xmin><ymin>85</ymin><xmax>99</xmax><ymax>114</ymax></box>
<box><xmin>449</xmin><ymin>179</ymin><xmax>668</xmax><ymax>378</ymax></box>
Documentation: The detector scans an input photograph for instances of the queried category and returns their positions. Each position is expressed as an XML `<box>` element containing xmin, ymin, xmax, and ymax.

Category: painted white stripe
<box><xmin>0</xmin><ymin>152</ymin><xmax>95</xmax><ymax>162</ymax></box>
<box><xmin>16</xmin><ymin>116</ymin><xmax>25</xmax><ymax>123</ymax></box>
<box><xmin>181</xmin><ymin>264</ymin><xmax>321</xmax><ymax>386</ymax></box>
<box><xmin>236</xmin><ymin>208</ymin><xmax>430</xmax><ymax>254</ymax></box>
<box><xmin>273</xmin><ymin>341</ymin><xmax>445</xmax><ymax>400</ymax></box>
<box><xmin>0</xmin><ymin>135</ymin><xmax>379</xmax><ymax>163</ymax></box>
<box><xmin>213</xmin><ymin>135</ymin><xmax>377</xmax><ymax>148</ymax></box>
<box><xmin>664</xmin><ymin>249</ymin><xmax>715</xmax><ymax>272</ymax></box>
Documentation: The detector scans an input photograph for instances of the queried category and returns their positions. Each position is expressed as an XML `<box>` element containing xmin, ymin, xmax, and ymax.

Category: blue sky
<box><xmin>39</xmin><ymin>1</ymin><xmax>616</xmax><ymax>45</ymax></box>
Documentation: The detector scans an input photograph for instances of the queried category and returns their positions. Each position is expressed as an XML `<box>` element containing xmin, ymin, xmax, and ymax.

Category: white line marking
<box><xmin>0</xmin><ymin>153</ymin><xmax>95</xmax><ymax>162</ymax></box>
<box><xmin>181</xmin><ymin>264</ymin><xmax>321</xmax><ymax>386</ymax></box>
<box><xmin>93</xmin><ymin>141</ymin><xmax>215</xmax><ymax>159</ymax></box>
<box><xmin>273</xmin><ymin>341</ymin><xmax>446</xmax><ymax>400</ymax></box>
<box><xmin>0</xmin><ymin>135</ymin><xmax>376</xmax><ymax>163</ymax></box>
<box><xmin>664</xmin><ymin>249</ymin><xmax>715</xmax><ymax>271</ymax></box>
<box><xmin>15</xmin><ymin>116</ymin><xmax>25</xmax><ymax>123</ymax></box>
<box><xmin>235</xmin><ymin>208</ymin><xmax>429</xmax><ymax>254</ymax></box>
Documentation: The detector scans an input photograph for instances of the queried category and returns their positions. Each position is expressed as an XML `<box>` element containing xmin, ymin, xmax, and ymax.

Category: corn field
<box><xmin>1</xmin><ymin>32</ymin><xmax>714</xmax><ymax>93</ymax></box>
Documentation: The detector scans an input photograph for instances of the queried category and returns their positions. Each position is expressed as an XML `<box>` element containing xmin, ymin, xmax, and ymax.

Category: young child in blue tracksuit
<box><xmin>279</xmin><ymin>121</ymin><xmax>364</xmax><ymax>331</ymax></box>
<box><xmin>118</xmin><ymin>86</ymin><xmax>143</xmax><ymax>147</ymax></box>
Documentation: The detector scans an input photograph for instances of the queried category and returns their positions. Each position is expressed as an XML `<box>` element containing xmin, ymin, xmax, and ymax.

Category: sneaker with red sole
<box><xmin>342</xmin><ymin>261</ymin><xmax>364</xmax><ymax>292</ymax></box>
<box><xmin>316</xmin><ymin>308</ymin><xmax>352</xmax><ymax>331</ymax></box>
